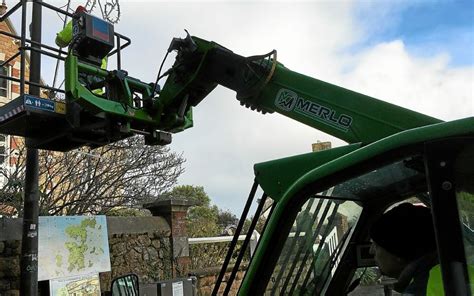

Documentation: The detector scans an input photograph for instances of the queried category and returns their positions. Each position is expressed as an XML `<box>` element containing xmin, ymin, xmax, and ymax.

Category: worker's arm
<box><xmin>55</xmin><ymin>20</ymin><xmax>73</xmax><ymax>48</ymax></box>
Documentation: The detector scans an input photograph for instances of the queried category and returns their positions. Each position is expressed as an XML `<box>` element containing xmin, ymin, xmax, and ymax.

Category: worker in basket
<box><xmin>56</xmin><ymin>5</ymin><xmax>107</xmax><ymax>95</ymax></box>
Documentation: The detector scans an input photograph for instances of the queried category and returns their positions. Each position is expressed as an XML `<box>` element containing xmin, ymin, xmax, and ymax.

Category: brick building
<box><xmin>0</xmin><ymin>17</ymin><xmax>30</xmax><ymax>216</ymax></box>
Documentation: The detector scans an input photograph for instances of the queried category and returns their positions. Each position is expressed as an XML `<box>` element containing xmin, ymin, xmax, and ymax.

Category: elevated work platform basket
<box><xmin>0</xmin><ymin>95</ymin><xmax>131</xmax><ymax>151</ymax></box>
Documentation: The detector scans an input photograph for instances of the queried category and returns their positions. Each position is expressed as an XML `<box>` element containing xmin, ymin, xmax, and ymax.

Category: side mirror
<box><xmin>111</xmin><ymin>273</ymin><xmax>139</xmax><ymax>296</ymax></box>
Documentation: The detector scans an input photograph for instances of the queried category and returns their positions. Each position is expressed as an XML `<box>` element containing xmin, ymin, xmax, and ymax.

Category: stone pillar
<box><xmin>144</xmin><ymin>198</ymin><xmax>195</xmax><ymax>277</ymax></box>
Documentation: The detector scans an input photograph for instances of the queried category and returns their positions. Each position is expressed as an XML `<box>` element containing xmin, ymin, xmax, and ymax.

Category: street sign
<box><xmin>24</xmin><ymin>95</ymin><xmax>66</xmax><ymax>114</ymax></box>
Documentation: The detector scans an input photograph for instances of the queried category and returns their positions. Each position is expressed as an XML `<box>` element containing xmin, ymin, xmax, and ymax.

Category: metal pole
<box><xmin>116</xmin><ymin>34</ymin><xmax>121</xmax><ymax>70</ymax></box>
<box><xmin>20</xmin><ymin>0</ymin><xmax>42</xmax><ymax>294</ymax></box>
<box><xmin>19</xmin><ymin>0</ymin><xmax>26</xmax><ymax>95</ymax></box>
<box><xmin>51</xmin><ymin>0</ymin><xmax>71</xmax><ymax>90</ymax></box>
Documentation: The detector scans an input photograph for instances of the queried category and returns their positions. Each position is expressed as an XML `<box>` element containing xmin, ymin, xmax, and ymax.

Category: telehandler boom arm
<box><xmin>156</xmin><ymin>34</ymin><xmax>442</xmax><ymax>145</ymax></box>
<box><xmin>0</xmin><ymin>11</ymin><xmax>444</xmax><ymax>150</ymax></box>
<box><xmin>61</xmin><ymin>32</ymin><xmax>441</xmax><ymax>150</ymax></box>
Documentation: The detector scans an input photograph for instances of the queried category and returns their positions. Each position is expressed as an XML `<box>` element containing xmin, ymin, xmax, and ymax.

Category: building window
<box><xmin>0</xmin><ymin>134</ymin><xmax>8</xmax><ymax>188</ymax></box>
<box><xmin>0</xmin><ymin>63</ymin><xmax>10</xmax><ymax>98</ymax></box>
<box><xmin>0</xmin><ymin>134</ymin><xmax>7</xmax><ymax>165</ymax></box>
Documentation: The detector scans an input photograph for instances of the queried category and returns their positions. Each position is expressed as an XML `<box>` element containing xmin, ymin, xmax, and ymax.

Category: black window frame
<box><xmin>0</xmin><ymin>61</ymin><xmax>10</xmax><ymax>98</ymax></box>
<box><xmin>425</xmin><ymin>137</ymin><xmax>472</xmax><ymax>296</ymax></box>
<box><xmin>244</xmin><ymin>143</ymin><xmax>426</xmax><ymax>294</ymax></box>
<box><xmin>0</xmin><ymin>134</ymin><xmax>7</xmax><ymax>165</ymax></box>
<box><xmin>243</xmin><ymin>137</ymin><xmax>473</xmax><ymax>295</ymax></box>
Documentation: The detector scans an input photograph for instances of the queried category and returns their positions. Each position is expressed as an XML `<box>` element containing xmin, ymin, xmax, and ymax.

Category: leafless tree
<box><xmin>0</xmin><ymin>136</ymin><xmax>184</xmax><ymax>216</ymax></box>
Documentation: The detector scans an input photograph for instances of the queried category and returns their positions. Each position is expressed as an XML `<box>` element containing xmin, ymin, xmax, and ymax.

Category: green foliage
<box><xmin>187</xmin><ymin>205</ymin><xmax>220</xmax><ymax>237</ymax></box>
<box><xmin>242</xmin><ymin>215</ymin><xmax>267</xmax><ymax>234</ymax></box>
<box><xmin>217</xmin><ymin>209</ymin><xmax>239</xmax><ymax>228</ymax></box>
<box><xmin>243</xmin><ymin>218</ymin><xmax>252</xmax><ymax>233</ymax></box>
<box><xmin>167</xmin><ymin>185</ymin><xmax>218</xmax><ymax>237</ymax></box>
<box><xmin>354</xmin><ymin>267</ymin><xmax>380</xmax><ymax>285</ymax></box>
<box><xmin>106</xmin><ymin>207</ymin><xmax>150</xmax><ymax>217</ymax></box>
<box><xmin>458</xmin><ymin>191</ymin><xmax>474</xmax><ymax>228</ymax></box>
<box><xmin>190</xmin><ymin>240</ymin><xmax>250</xmax><ymax>270</ymax></box>
<box><xmin>168</xmin><ymin>185</ymin><xmax>240</xmax><ymax>237</ymax></box>
<box><xmin>168</xmin><ymin>185</ymin><xmax>210</xmax><ymax>206</ymax></box>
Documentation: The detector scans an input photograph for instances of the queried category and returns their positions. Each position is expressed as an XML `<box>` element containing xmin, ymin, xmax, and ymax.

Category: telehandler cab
<box><xmin>0</xmin><ymin>6</ymin><xmax>472</xmax><ymax>295</ymax></box>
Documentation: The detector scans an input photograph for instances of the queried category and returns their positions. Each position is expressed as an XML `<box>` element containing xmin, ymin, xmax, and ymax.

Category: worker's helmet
<box><xmin>370</xmin><ymin>203</ymin><xmax>437</xmax><ymax>261</ymax></box>
<box><xmin>75</xmin><ymin>5</ymin><xmax>87</xmax><ymax>14</ymax></box>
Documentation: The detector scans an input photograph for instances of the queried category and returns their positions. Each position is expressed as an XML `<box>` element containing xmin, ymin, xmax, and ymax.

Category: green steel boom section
<box><xmin>65</xmin><ymin>54</ymin><xmax>193</xmax><ymax>134</ymax></box>
<box><xmin>66</xmin><ymin>35</ymin><xmax>442</xmax><ymax>146</ymax></box>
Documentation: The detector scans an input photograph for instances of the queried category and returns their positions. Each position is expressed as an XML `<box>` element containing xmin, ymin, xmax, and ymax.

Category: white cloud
<box><xmin>339</xmin><ymin>40</ymin><xmax>473</xmax><ymax>120</ymax></box>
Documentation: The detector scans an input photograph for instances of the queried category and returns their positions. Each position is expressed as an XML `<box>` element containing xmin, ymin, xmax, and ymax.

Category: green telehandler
<box><xmin>0</xmin><ymin>9</ymin><xmax>472</xmax><ymax>296</ymax></box>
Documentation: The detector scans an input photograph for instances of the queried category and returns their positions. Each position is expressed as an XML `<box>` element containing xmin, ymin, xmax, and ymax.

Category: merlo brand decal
<box><xmin>275</xmin><ymin>88</ymin><xmax>352</xmax><ymax>132</ymax></box>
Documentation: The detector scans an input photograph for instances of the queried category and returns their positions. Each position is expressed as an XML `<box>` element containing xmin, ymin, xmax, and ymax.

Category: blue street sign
<box><xmin>24</xmin><ymin>96</ymin><xmax>55</xmax><ymax>112</ymax></box>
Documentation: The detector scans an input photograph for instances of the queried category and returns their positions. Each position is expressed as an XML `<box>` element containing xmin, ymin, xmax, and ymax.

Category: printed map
<box><xmin>50</xmin><ymin>273</ymin><xmax>101</xmax><ymax>296</ymax></box>
<box><xmin>38</xmin><ymin>216</ymin><xmax>111</xmax><ymax>281</ymax></box>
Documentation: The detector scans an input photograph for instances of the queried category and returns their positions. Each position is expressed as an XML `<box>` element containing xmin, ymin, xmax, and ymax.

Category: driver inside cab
<box><xmin>369</xmin><ymin>203</ymin><xmax>442</xmax><ymax>295</ymax></box>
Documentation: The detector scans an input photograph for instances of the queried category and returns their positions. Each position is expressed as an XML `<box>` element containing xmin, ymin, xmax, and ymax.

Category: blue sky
<box><xmin>353</xmin><ymin>0</ymin><xmax>474</xmax><ymax>66</ymax></box>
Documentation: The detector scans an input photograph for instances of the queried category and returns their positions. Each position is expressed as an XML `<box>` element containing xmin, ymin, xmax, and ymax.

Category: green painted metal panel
<box><xmin>254</xmin><ymin>143</ymin><xmax>362</xmax><ymax>202</ymax></box>
<box><xmin>251</xmin><ymin>63</ymin><xmax>443</xmax><ymax>144</ymax></box>
<box><xmin>158</xmin><ymin>36</ymin><xmax>442</xmax><ymax>145</ymax></box>
<box><xmin>65</xmin><ymin>54</ymin><xmax>194</xmax><ymax>132</ymax></box>
<box><xmin>158</xmin><ymin>37</ymin><xmax>218</xmax><ymax>108</ymax></box>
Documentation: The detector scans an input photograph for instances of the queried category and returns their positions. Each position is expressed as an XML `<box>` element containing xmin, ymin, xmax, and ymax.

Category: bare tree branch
<box><xmin>0</xmin><ymin>136</ymin><xmax>185</xmax><ymax>216</ymax></box>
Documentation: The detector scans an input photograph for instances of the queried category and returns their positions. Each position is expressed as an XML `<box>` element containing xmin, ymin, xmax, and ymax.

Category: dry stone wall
<box><xmin>100</xmin><ymin>231</ymin><xmax>172</xmax><ymax>290</ymax></box>
<box><xmin>0</xmin><ymin>216</ymin><xmax>172</xmax><ymax>295</ymax></box>
<box><xmin>0</xmin><ymin>240</ymin><xmax>21</xmax><ymax>295</ymax></box>
<box><xmin>191</xmin><ymin>266</ymin><xmax>247</xmax><ymax>296</ymax></box>
<box><xmin>0</xmin><ymin>210</ymin><xmax>246</xmax><ymax>295</ymax></box>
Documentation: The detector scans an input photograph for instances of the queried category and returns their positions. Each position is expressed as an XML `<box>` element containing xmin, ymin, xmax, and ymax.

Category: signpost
<box><xmin>19</xmin><ymin>0</ymin><xmax>42</xmax><ymax>294</ymax></box>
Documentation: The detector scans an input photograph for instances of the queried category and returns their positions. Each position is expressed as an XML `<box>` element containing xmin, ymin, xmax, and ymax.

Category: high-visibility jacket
<box><xmin>426</xmin><ymin>264</ymin><xmax>474</xmax><ymax>296</ymax></box>
<box><xmin>426</xmin><ymin>265</ymin><xmax>444</xmax><ymax>296</ymax></box>
<box><xmin>55</xmin><ymin>21</ymin><xmax>73</xmax><ymax>48</ymax></box>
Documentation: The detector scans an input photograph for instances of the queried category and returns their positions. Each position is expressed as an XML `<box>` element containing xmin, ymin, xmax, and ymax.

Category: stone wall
<box><xmin>0</xmin><ymin>200</ymin><xmax>244</xmax><ymax>295</ymax></box>
<box><xmin>189</xmin><ymin>241</ymin><xmax>249</xmax><ymax>271</ymax></box>
<box><xmin>99</xmin><ymin>216</ymin><xmax>174</xmax><ymax>291</ymax></box>
<box><xmin>0</xmin><ymin>240</ymin><xmax>21</xmax><ymax>295</ymax></box>
<box><xmin>0</xmin><ymin>216</ymin><xmax>173</xmax><ymax>295</ymax></box>
<box><xmin>191</xmin><ymin>265</ymin><xmax>247</xmax><ymax>296</ymax></box>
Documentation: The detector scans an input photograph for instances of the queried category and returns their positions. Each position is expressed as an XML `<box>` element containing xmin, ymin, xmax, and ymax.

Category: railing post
<box><xmin>249</xmin><ymin>230</ymin><xmax>260</xmax><ymax>257</ymax></box>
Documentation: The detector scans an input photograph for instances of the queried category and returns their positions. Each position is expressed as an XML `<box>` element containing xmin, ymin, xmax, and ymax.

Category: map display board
<box><xmin>38</xmin><ymin>216</ymin><xmax>111</xmax><ymax>281</ymax></box>
<box><xmin>50</xmin><ymin>273</ymin><xmax>101</xmax><ymax>296</ymax></box>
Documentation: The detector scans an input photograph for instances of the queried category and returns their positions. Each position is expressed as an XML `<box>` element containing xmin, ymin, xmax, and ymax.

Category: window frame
<box><xmin>0</xmin><ymin>134</ymin><xmax>9</xmax><ymax>187</ymax></box>
<box><xmin>244</xmin><ymin>143</ymin><xmax>426</xmax><ymax>294</ymax></box>
<box><xmin>0</xmin><ymin>134</ymin><xmax>8</xmax><ymax>165</ymax></box>
<box><xmin>0</xmin><ymin>61</ymin><xmax>11</xmax><ymax>100</ymax></box>
<box><xmin>425</xmin><ymin>137</ymin><xmax>472</xmax><ymax>295</ymax></box>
